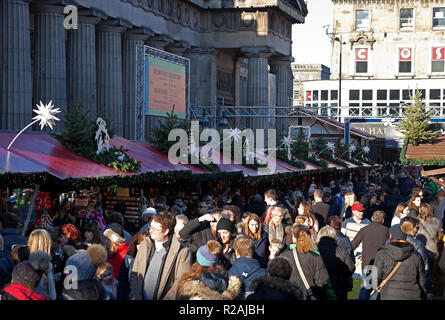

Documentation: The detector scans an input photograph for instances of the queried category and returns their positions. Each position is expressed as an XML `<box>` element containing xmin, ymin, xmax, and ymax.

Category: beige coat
<box><xmin>129</xmin><ymin>234</ymin><xmax>191</xmax><ymax>300</ymax></box>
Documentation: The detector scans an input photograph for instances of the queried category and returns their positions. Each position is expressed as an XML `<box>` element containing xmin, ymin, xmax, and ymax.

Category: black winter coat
<box><xmin>179</xmin><ymin>218</ymin><xmax>218</xmax><ymax>258</ymax></box>
<box><xmin>280</xmin><ymin>248</ymin><xmax>330</xmax><ymax>300</ymax></box>
<box><xmin>246</xmin><ymin>276</ymin><xmax>303</xmax><ymax>300</ymax></box>
<box><xmin>317</xmin><ymin>238</ymin><xmax>355</xmax><ymax>297</ymax></box>
<box><xmin>373</xmin><ymin>242</ymin><xmax>427</xmax><ymax>300</ymax></box>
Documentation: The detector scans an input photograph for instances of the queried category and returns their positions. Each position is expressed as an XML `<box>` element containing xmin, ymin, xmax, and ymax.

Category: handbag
<box><xmin>293</xmin><ymin>248</ymin><xmax>318</xmax><ymax>300</ymax></box>
<box><xmin>369</xmin><ymin>261</ymin><xmax>402</xmax><ymax>300</ymax></box>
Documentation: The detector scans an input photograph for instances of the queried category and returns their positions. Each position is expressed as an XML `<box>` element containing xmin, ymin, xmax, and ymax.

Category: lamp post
<box><xmin>333</xmin><ymin>34</ymin><xmax>346</xmax><ymax>110</ymax></box>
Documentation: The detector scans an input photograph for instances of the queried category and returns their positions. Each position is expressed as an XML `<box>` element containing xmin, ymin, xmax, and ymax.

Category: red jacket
<box><xmin>3</xmin><ymin>283</ymin><xmax>47</xmax><ymax>300</ymax></box>
<box><xmin>109</xmin><ymin>242</ymin><xmax>129</xmax><ymax>279</ymax></box>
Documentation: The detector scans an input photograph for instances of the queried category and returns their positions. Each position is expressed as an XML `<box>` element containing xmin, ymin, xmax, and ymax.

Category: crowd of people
<box><xmin>1</xmin><ymin>165</ymin><xmax>445</xmax><ymax>301</ymax></box>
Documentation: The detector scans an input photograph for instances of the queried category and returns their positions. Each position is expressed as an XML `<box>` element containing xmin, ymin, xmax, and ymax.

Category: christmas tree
<box><xmin>148</xmin><ymin>106</ymin><xmax>190</xmax><ymax>154</ymax></box>
<box><xmin>397</xmin><ymin>89</ymin><xmax>440</xmax><ymax>146</ymax></box>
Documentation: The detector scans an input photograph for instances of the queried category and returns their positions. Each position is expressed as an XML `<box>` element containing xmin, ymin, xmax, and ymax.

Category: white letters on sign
<box><xmin>432</xmin><ymin>47</ymin><xmax>445</xmax><ymax>60</ymax></box>
<box><xmin>356</xmin><ymin>48</ymin><xmax>368</xmax><ymax>61</ymax></box>
<box><xmin>399</xmin><ymin>48</ymin><xmax>412</xmax><ymax>61</ymax></box>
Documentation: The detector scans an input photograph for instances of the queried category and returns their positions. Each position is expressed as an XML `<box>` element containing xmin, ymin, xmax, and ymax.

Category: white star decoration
<box><xmin>32</xmin><ymin>100</ymin><xmax>61</xmax><ymax>130</ymax></box>
<box><xmin>349</xmin><ymin>144</ymin><xmax>357</xmax><ymax>152</ymax></box>
<box><xmin>281</xmin><ymin>136</ymin><xmax>293</xmax><ymax>148</ymax></box>
<box><xmin>229</xmin><ymin>128</ymin><xmax>242</xmax><ymax>142</ymax></box>
<box><xmin>326</xmin><ymin>141</ymin><xmax>335</xmax><ymax>152</ymax></box>
<box><xmin>363</xmin><ymin>146</ymin><xmax>370</xmax><ymax>154</ymax></box>
<box><xmin>382</xmin><ymin>117</ymin><xmax>395</xmax><ymax>127</ymax></box>
<box><xmin>7</xmin><ymin>100</ymin><xmax>61</xmax><ymax>150</ymax></box>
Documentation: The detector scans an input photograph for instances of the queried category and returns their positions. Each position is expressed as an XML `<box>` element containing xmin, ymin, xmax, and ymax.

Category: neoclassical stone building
<box><xmin>0</xmin><ymin>0</ymin><xmax>307</xmax><ymax>140</ymax></box>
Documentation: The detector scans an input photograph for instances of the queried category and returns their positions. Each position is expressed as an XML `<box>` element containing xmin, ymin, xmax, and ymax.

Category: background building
<box><xmin>295</xmin><ymin>0</ymin><xmax>445</xmax><ymax>162</ymax></box>
<box><xmin>292</xmin><ymin>63</ymin><xmax>331</xmax><ymax>106</ymax></box>
<box><xmin>0</xmin><ymin>0</ymin><xmax>308</xmax><ymax>140</ymax></box>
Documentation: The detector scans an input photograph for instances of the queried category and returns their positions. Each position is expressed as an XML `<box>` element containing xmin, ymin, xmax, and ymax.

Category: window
<box><xmin>400</xmin><ymin>9</ymin><xmax>414</xmax><ymax>30</ymax></box>
<box><xmin>306</xmin><ymin>91</ymin><xmax>312</xmax><ymax>102</ymax></box>
<box><xmin>377</xmin><ymin>90</ymin><xmax>387</xmax><ymax>100</ymax></box>
<box><xmin>321</xmin><ymin>90</ymin><xmax>328</xmax><ymax>100</ymax></box>
<box><xmin>430</xmin><ymin>89</ymin><xmax>441</xmax><ymax>100</ymax></box>
<box><xmin>349</xmin><ymin>90</ymin><xmax>360</xmax><ymax>100</ymax></box>
<box><xmin>433</xmin><ymin>8</ymin><xmax>445</xmax><ymax>28</ymax></box>
<box><xmin>402</xmin><ymin>89</ymin><xmax>413</xmax><ymax>100</ymax></box>
<box><xmin>432</xmin><ymin>47</ymin><xmax>445</xmax><ymax>73</ymax></box>
<box><xmin>356</xmin><ymin>10</ymin><xmax>370</xmax><ymax>31</ymax></box>
<box><xmin>390</xmin><ymin>90</ymin><xmax>400</xmax><ymax>100</ymax></box>
<box><xmin>399</xmin><ymin>47</ymin><xmax>413</xmax><ymax>73</ymax></box>
<box><xmin>330</xmin><ymin>90</ymin><xmax>338</xmax><ymax>100</ymax></box>
<box><xmin>362</xmin><ymin>90</ymin><xmax>372</xmax><ymax>100</ymax></box>
<box><xmin>313</xmin><ymin>90</ymin><xmax>319</xmax><ymax>101</ymax></box>
<box><xmin>355</xmin><ymin>48</ymin><xmax>368</xmax><ymax>73</ymax></box>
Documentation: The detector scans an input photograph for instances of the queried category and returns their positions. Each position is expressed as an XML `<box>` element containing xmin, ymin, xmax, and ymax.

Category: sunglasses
<box><xmin>199</xmin><ymin>206</ymin><xmax>208</xmax><ymax>208</ymax></box>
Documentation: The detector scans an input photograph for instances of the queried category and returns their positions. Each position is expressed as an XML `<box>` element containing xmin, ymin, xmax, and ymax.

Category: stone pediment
<box><xmin>349</xmin><ymin>31</ymin><xmax>376</xmax><ymax>50</ymax></box>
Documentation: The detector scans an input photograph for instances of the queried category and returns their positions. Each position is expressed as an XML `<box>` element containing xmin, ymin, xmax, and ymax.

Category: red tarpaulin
<box><xmin>0</xmin><ymin>132</ymin><xmax>127</xmax><ymax>179</ymax></box>
<box><xmin>110</xmin><ymin>136</ymin><xmax>207</xmax><ymax>174</ymax></box>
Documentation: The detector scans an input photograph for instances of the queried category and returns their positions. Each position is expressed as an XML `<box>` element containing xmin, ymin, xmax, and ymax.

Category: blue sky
<box><xmin>292</xmin><ymin>0</ymin><xmax>334</xmax><ymax>68</ymax></box>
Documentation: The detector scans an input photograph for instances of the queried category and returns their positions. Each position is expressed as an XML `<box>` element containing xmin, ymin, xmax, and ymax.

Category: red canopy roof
<box><xmin>110</xmin><ymin>136</ymin><xmax>207</xmax><ymax>174</ymax></box>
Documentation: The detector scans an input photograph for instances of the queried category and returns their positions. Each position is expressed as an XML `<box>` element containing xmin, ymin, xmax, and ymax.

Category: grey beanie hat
<box><xmin>63</xmin><ymin>244</ymin><xmax>107</xmax><ymax>281</ymax></box>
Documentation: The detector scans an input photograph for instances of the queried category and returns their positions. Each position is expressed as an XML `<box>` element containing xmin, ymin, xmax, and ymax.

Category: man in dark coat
<box><xmin>179</xmin><ymin>210</ymin><xmax>222</xmax><ymax>259</ymax></box>
<box><xmin>228</xmin><ymin>236</ymin><xmax>266</xmax><ymax>299</ymax></box>
<box><xmin>373</xmin><ymin>224</ymin><xmax>427</xmax><ymax>300</ymax></box>
<box><xmin>351</xmin><ymin>210</ymin><xmax>389</xmax><ymax>300</ymax></box>
<box><xmin>246</xmin><ymin>257</ymin><xmax>303</xmax><ymax>300</ymax></box>
<box><xmin>312</xmin><ymin>189</ymin><xmax>331</xmax><ymax>227</ymax></box>
<box><xmin>0</xmin><ymin>213</ymin><xmax>27</xmax><ymax>255</ymax></box>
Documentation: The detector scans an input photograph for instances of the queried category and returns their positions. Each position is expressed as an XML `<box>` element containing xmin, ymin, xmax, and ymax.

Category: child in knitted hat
<box><xmin>177</xmin><ymin>240</ymin><xmax>242</xmax><ymax>300</ymax></box>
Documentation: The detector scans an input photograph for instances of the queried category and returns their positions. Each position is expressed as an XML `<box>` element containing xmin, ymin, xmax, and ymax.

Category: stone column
<box><xmin>96</xmin><ymin>19</ymin><xmax>129</xmax><ymax>137</ymax></box>
<box><xmin>122</xmin><ymin>27</ymin><xmax>153</xmax><ymax>141</ymax></box>
<box><xmin>67</xmin><ymin>11</ymin><xmax>103</xmax><ymax>122</ymax></box>
<box><xmin>32</xmin><ymin>3</ymin><xmax>67</xmax><ymax>131</ymax></box>
<box><xmin>183</xmin><ymin>47</ymin><xmax>217</xmax><ymax>108</ymax></box>
<box><xmin>146</xmin><ymin>34</ymin><xmax>173</xmax><ymax>50</ymax></box>
<box><xmin>0</xmin><ymin>0</ymin><xmax>33</xmax><ymax>130</ymax></box>
<box><xmin>240</xmin><ymin>46</ymin><xmax>275</xmax><ymax>132</ymax></box>
<box><xmin>270</xmin><ymin>56</ymin><xmax>294</xmax><ymax>136</ymax></box>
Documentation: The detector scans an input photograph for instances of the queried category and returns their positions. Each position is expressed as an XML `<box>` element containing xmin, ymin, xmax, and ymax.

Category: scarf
<box><xmin>268</xmin><ymin>221</ymin><xmax>284</xmax><ymax>244</ymax></box>
<box><xmin>3</xmin><ymin>283</ymin><xmax>47</xmax><ymax>300</ymax></box>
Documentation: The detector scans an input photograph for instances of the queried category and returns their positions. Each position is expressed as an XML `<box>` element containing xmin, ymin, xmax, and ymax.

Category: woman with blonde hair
<box><xmin>391</xmin><ymin>203</ymin><xmax>409</xmax><ymax>226</ymax></box>
<box><xmin>27</xmin><ymin>229</ymin><xmax>56</xmax><ymax>300</ymax></box>
<box><xmin>28</xmin><ymin>229</ymin><xmax>52</xmax><ymax>256</ymax></box>
<box><xmin>242</xmin><ymin>214</ymin><xmax>269</xmax><ymax>267</ymax></box>
<box><xmin>340</xmin><ymin>192</ymin><xmax>357</xmax><ymax>221</ymax></box>
<box><xmin>281</xmin><ymin>224</ymin><xmax>330</xmax><ymax>300</ymax></box>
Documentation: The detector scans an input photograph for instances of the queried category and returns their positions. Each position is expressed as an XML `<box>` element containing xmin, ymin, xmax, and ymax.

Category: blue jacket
<box><xmin>0</xmin><ymin>250</ymin><xmax>14</xmax><ymax>289</ymax></box>
<box><xmin>241</xmin><ymin>230</ymin><xmax>269</xmax><ymax>268</ymax></box>
<box><xmin>228</xmin><ymin>257</ymin><xmax>266</xmax><ymax>299</ymax></box>
<box><xmin>0</xmin><ymin>228</ymin><xmax>27</xmax><ymax>254</ymax></box>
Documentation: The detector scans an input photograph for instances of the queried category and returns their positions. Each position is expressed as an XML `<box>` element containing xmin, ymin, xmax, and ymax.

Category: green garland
<box><xmin>308</xmin><ymin>156</ymin><xmax>329</xmax><ymax>168</ymax></box>
<box><xmin>0</xmin><ymin>172</ymin><xmax>50</xmax><ymax>188</ymax></box>
<box><xmin>276</xmin><ymin>151</ymin><xmax>306</xmax><ymax>169</ymax></box>
<box><xmin>93</xmin><ymin>146</ymin><xmax>141</xmax><ymax>172</ymax></box>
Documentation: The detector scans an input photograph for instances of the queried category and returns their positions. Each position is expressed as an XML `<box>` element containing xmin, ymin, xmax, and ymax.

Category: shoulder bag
<box><xmin>369</xmin><ymin>261</ymin><xmax>402</xmax><ymax>300</ymax></box>
<box><xmin>293</xmin><ymin>248</ymin><xmax>317</xmax><ymax>300</ymax></box>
